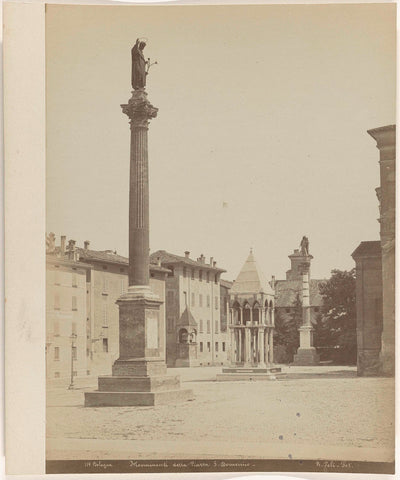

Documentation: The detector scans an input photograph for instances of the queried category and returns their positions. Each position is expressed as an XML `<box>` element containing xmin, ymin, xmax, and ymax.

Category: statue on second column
<box><xmin>300</xmin><ymin>236</ymin><xmax>309</xmax><ymax>256</ymax></box>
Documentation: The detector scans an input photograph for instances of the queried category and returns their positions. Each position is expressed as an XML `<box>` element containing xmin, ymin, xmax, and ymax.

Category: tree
<box><xmin>274</xmin><ymin>293</ymin><xmax>303</xmax><ymax>363</ymax></box>
<box><xmin>316</xmin><ymin>269</ymin><xmax>357</xmax><ymax>364</ymax></box>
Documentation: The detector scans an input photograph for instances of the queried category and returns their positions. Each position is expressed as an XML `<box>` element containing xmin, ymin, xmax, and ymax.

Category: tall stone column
<box><xmin>85</xmin><ymin>45</ymin><xmax>193</xmax><ymax>406</ymax></box>
<box><xmin>368</xmin><ymin>125</ymin><xmax>395</xmax><ymax>376</ymax></box>
<box><xmin>293</xmin><ymin>259</ymin><xmax>320</xmax><ymax>365</ymax></box>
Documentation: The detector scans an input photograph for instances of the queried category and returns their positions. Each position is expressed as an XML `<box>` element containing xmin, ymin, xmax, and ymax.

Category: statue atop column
<box><xmin>131</xmin><ymin>38</ymin><xmax>157</xmax><ymax>90</ymax></box>
<box><xmin>300</xmin><ymin>236</ymin><xmax>309</xmax><ymax>256</ymax></box>
<box><xmin>131</xmin><ymin>38</ymin><xmax>147</xmax><ymax>90</ymax></box>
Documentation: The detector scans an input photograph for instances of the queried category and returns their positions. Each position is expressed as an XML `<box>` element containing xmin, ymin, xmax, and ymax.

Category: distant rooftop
<box><xmin>150</xmin><ymin>250</ymin><xmax>226</xmax><ymax>273</ymax></box>
<box><xmin>274</xmin><ymin>279</ymin><xmax>325</xmax><ymax>308</ymax></box>
<box><xmin>351</xmin><ymin>241</ymin><xmax>381</xmax><ymax>258</ymax></box>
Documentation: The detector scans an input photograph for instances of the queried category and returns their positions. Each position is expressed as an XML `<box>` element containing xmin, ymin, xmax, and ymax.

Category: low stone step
<box><xmin>84</xmin><ymin>388</ymin><xmax>194</xmax><ymax>407</ymax></box>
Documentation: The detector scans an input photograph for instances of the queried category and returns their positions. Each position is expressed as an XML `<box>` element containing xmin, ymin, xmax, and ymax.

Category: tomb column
<box><xmin>259</xmin><ymin>328</ymin><xmax>265</xmax><ymax>366</ymax></box>
<box><xmin>260</xmin><ymin>307</ymin><xmax>265</xmax><ymax>325</ymax></box>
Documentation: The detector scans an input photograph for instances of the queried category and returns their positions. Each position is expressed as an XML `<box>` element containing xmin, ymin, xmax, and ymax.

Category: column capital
<box><xmin>121</xmin><ymin>90</ymin><xmax>158</xmax><ymax>128</ymax></box>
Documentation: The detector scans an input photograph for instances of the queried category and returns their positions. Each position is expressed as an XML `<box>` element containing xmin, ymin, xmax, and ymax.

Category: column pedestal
<box><xmin>85</xmin><ymin>287</ymin><xmax>193</xmax><ymax>406</ymax></box>
<box><xmin>293</xmin><ymin>325</ymin><xmax>320</xmax><ymax>366</ymax></box>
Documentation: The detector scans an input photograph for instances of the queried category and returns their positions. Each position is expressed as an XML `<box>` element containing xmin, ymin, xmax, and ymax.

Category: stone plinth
<box><xmin>85</xmin><ymin>288</ymin><xmax>194</xmax><ymax>406</ymax></box>
<box><xmin>175</xmin><ymin>343</ymin><xmax>199</xmax><ymax>367</ymax></box>
<box><xmin>217</xmin><ymin>366</ymin><xmax>284</xmax><ymax>381</ymax></box>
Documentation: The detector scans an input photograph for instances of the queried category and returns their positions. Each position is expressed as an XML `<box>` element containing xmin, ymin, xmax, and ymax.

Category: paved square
<box><xmin>47</xmin><ymin>366</ymin><xmax>394</xmax><ymax>462</ymax></box>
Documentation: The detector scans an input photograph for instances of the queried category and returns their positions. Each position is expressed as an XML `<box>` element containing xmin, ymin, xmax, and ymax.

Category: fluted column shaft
<box><xmin>129</xmin><ymin>126</ymin><xmax>149</xmax><ymax>286</ymax></box>
<box><xmin>121</xmin><ymin>90</ymin><xmax>158</xmax><ymax>287</ymax></box>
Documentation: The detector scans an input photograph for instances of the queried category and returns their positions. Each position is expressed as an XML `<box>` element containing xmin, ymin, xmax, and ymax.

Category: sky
<box><xmin>46</xmin><ymin>3</ymin><xmax>396</xmax><ymax>282</ymax></box>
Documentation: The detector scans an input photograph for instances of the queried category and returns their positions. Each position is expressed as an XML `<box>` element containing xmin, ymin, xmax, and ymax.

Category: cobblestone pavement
<box><xmin>46</xmin><ymin>366</ymin><xmax>394</xmax><ymax>461</ymax></box>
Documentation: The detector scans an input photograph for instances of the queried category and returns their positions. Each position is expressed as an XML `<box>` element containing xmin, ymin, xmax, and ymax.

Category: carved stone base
<box><xmin>293</xmin><ymin>348</ymin><xmax>320</xmax><ymax>366</ymax></box>
<box><xmin>84</xmin><ymin>288</ymin><xmax>193</xmax><ymax>407</ymax></box>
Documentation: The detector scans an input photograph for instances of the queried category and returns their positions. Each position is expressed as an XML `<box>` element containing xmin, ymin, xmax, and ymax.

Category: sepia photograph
<box><xmin>4</xmin><ymin>1</ymin><xmax>396</xmax><ymax>476</ymax></box>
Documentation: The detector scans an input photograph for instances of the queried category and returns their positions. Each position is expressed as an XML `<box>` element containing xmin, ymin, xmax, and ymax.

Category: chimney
<box><xmin>271</xmin><ymin>275</ymin><xmax>276</xmax><ymax>289</ymax></box>
<box><xmin>213</xmin><ymin>261</ymin><xmax>217</xmax><ymax>267</ymax></box>
<box><xmin>67</xmin><ymin>239</ymin><xmax>76</xmax><ymax>261</ymax></box>
<box><xmin>210</xmin><ymin>256</ymin><xmax>213</xmax><ymax>266</ymax></box>
<box><xmin>184</xmin><ymin>251</ymin><xmax>190</xmax><ymax>258</ymax></box>
<box><xmin>84</xmin><ymin>240</ymin><xmax>90</xmax><ymax>250</ymax></box>
<box><xmin>60</xmin><ymin>235</ymin><xmax>66</xmax><ymax>254</ymax></box>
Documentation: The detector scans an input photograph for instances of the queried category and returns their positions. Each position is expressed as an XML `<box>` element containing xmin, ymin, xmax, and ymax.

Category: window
<box><xmin>103</xmin><ymin>338</ymin><xmax>109</xmax><ymax>353</ymax></box>
<box><xmin>103</xmin><ymin>304</ymin><xmax>108</xmax><ymax>327</ymax></box>
<box><xmin>121</xmin><ymin>279</ymin><xmax>127</xmax><ymax>294</ymax></box>
<box><xmin>183</xmin><ymin>267</ymin><xmax>187</xmax><ymax>278</ymax></box>
<box><xmin>285</xmin><ymin>308</ymin><xmax>290</xmax><ymax>313</ymax></box>
<box><xmin>72</xmin><ymin>322</ymin><xmax>77</xmax><ymax>335</ymax></box>
<box><xmin>72</xmin><ymin>346</ymin><xmax>77</xmax><ymax>360</ymax></box>
<box><xmin>215</xmin><ymin>342</ymin><xmax>219</xmax><ymax>352</ymax></box>
<box><xmin>54</xmin><ymin>372</ymin><xmax>60</xmax><ymax>378</ymax></box>
<box><xmin>72</xmin><ymin>296</ymin><xmax>77</xmax><ymax>311</ymax></box>
<box><xmin>191</xmin><ymin>292</ymin><xmax>195</xmax><ymax>307</ymax></box>
<box><xmin>199</xmin><ymin>270</ymin><xmax>203</xmax><ymax>282</ymax></box>
<box><xmin>54</xmin><ymin>347</ymin><xmax>60</xmax><ymax>361</ymax></box>
<box><xmin>54</xmin><ymin>320</ymin><xmax>60</xmax><ymax>336</ymax></box>
<box><xmin>120</xmin><ymin>267</ymin><xmax>125</xmax><ymax>273</ymax></box>
<box><xmin>222</xmin><ymin>342</ymin><xmax>226</xmax><ymax>352</ymax></box>
<box><xmin>207</xmin><ymin>342</ymin><xmax>211</xmax><ymax>352</ymax></box>
<box><xmin>206</xmin><ymin>272</ymin><xmax>210</xmax><ymax>283</ymax></box>
<box><xmin>54</xmin><ymin>294</ymin><xmax>60</xmax><ymax>310</ymax></box>
<box><xmin>200</xmin><ymin>342</ymin><xmax>203</xmax><ymax>352</ymax></box>
<box><xmin>86</xmin><ymin>348</ymin><xmax>90</xmax><ymax>357</ymax></box>
<box><xmin>167</xmin><ymin>266</ymin><xmax>174</xmax><ymax>277</ymax></box>
<box><xmin>86</xmin><ymin>370</ymin><xmax>91</xmax><ymax>375</ymax></box>
<box><xmin>207</xmin><ymin>320</ymin><xmax>210</xmax><ymax>334</ymax></box>
<box><xmin>199</xmin><ymin>319</ymin><xmax>203</xmax><ymax>333</ymax></box>
<box><xmin>72</xmin><ymin>274</ymin><xmax>77</xmax><ymax>287</ymax></box>
<box><xmin>314</xmin><ymin>307</ymin><xmax>320</xmax><ymax>313</ymax></box>
<box><xmin>191</xmin><ymin>269</ymin><xmax>195</xmax><ymax>280</ymax></box>
<box><xmin>215</xmin><ymin>320</ymin><xmax>219</xmax><ymax>334</ymax></box>
<box><xmin>215</xmin><ymin>296</ymin><xmax>218</xmax><ymax>310</ymax></box>
<box><xmin>214</xmin><ymin>274</ymin><xmax>218</xmax><ymax>284</ymax></box>
<box><xmin>224</xmin><ymin>297</ymin><xmax>228</xmax><ymax>314</ymax></box>
<box><xmin>207</xmin><ymin>295</ymin><xmax>210</xmax><ymax>308</ymax></box>
<box><xmin>102</xmin><ymin>265</ymin><xmax>107</xmax><ymax>270</ymax></box>
<box><xmin>199</xmin><ymin>294</ymin><xmax>203</xmax><ymax>307</ymax></box>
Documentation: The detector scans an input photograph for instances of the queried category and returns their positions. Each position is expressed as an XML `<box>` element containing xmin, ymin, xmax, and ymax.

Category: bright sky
<box><xmin>46</xmin><ymin>3</ymin><xmax>396</xmax><ymax>282</ymax></box>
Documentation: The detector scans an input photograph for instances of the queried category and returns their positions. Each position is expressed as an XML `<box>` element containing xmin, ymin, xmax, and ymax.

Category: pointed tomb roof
<box><xmin>231</xmin><ymin>249</ymin><xmax>274</xmax><ymax>295</ymax></box>
<box><xmin>176</xmin><ymin>306</ymin><xmax>198</xmax><ymax>327</ymax></box>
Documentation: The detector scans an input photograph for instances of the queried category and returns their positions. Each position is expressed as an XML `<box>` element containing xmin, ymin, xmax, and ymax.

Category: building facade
<box><xmin>352</xmin><ymin>124</ymin><xmax>395</xmax><ymax>376</ymax></box>
<box><xmin>46</xmin><ymin>243</ymin><xmax>90</xmax><ymax>381</ymax></box>
<box><xmin>150</xmin><ymin>250</ymin><xmax>229</xmax><ymax>366</ymax></box>
<box><xmin>351</xmin><ymin>241</ymin><xmax>383</xmax><ymax>375</ymax></box>
<box><xmin>46</xmin><ymin>235</ymin><xmax>168</xmax><ymax>381</ymax></box>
